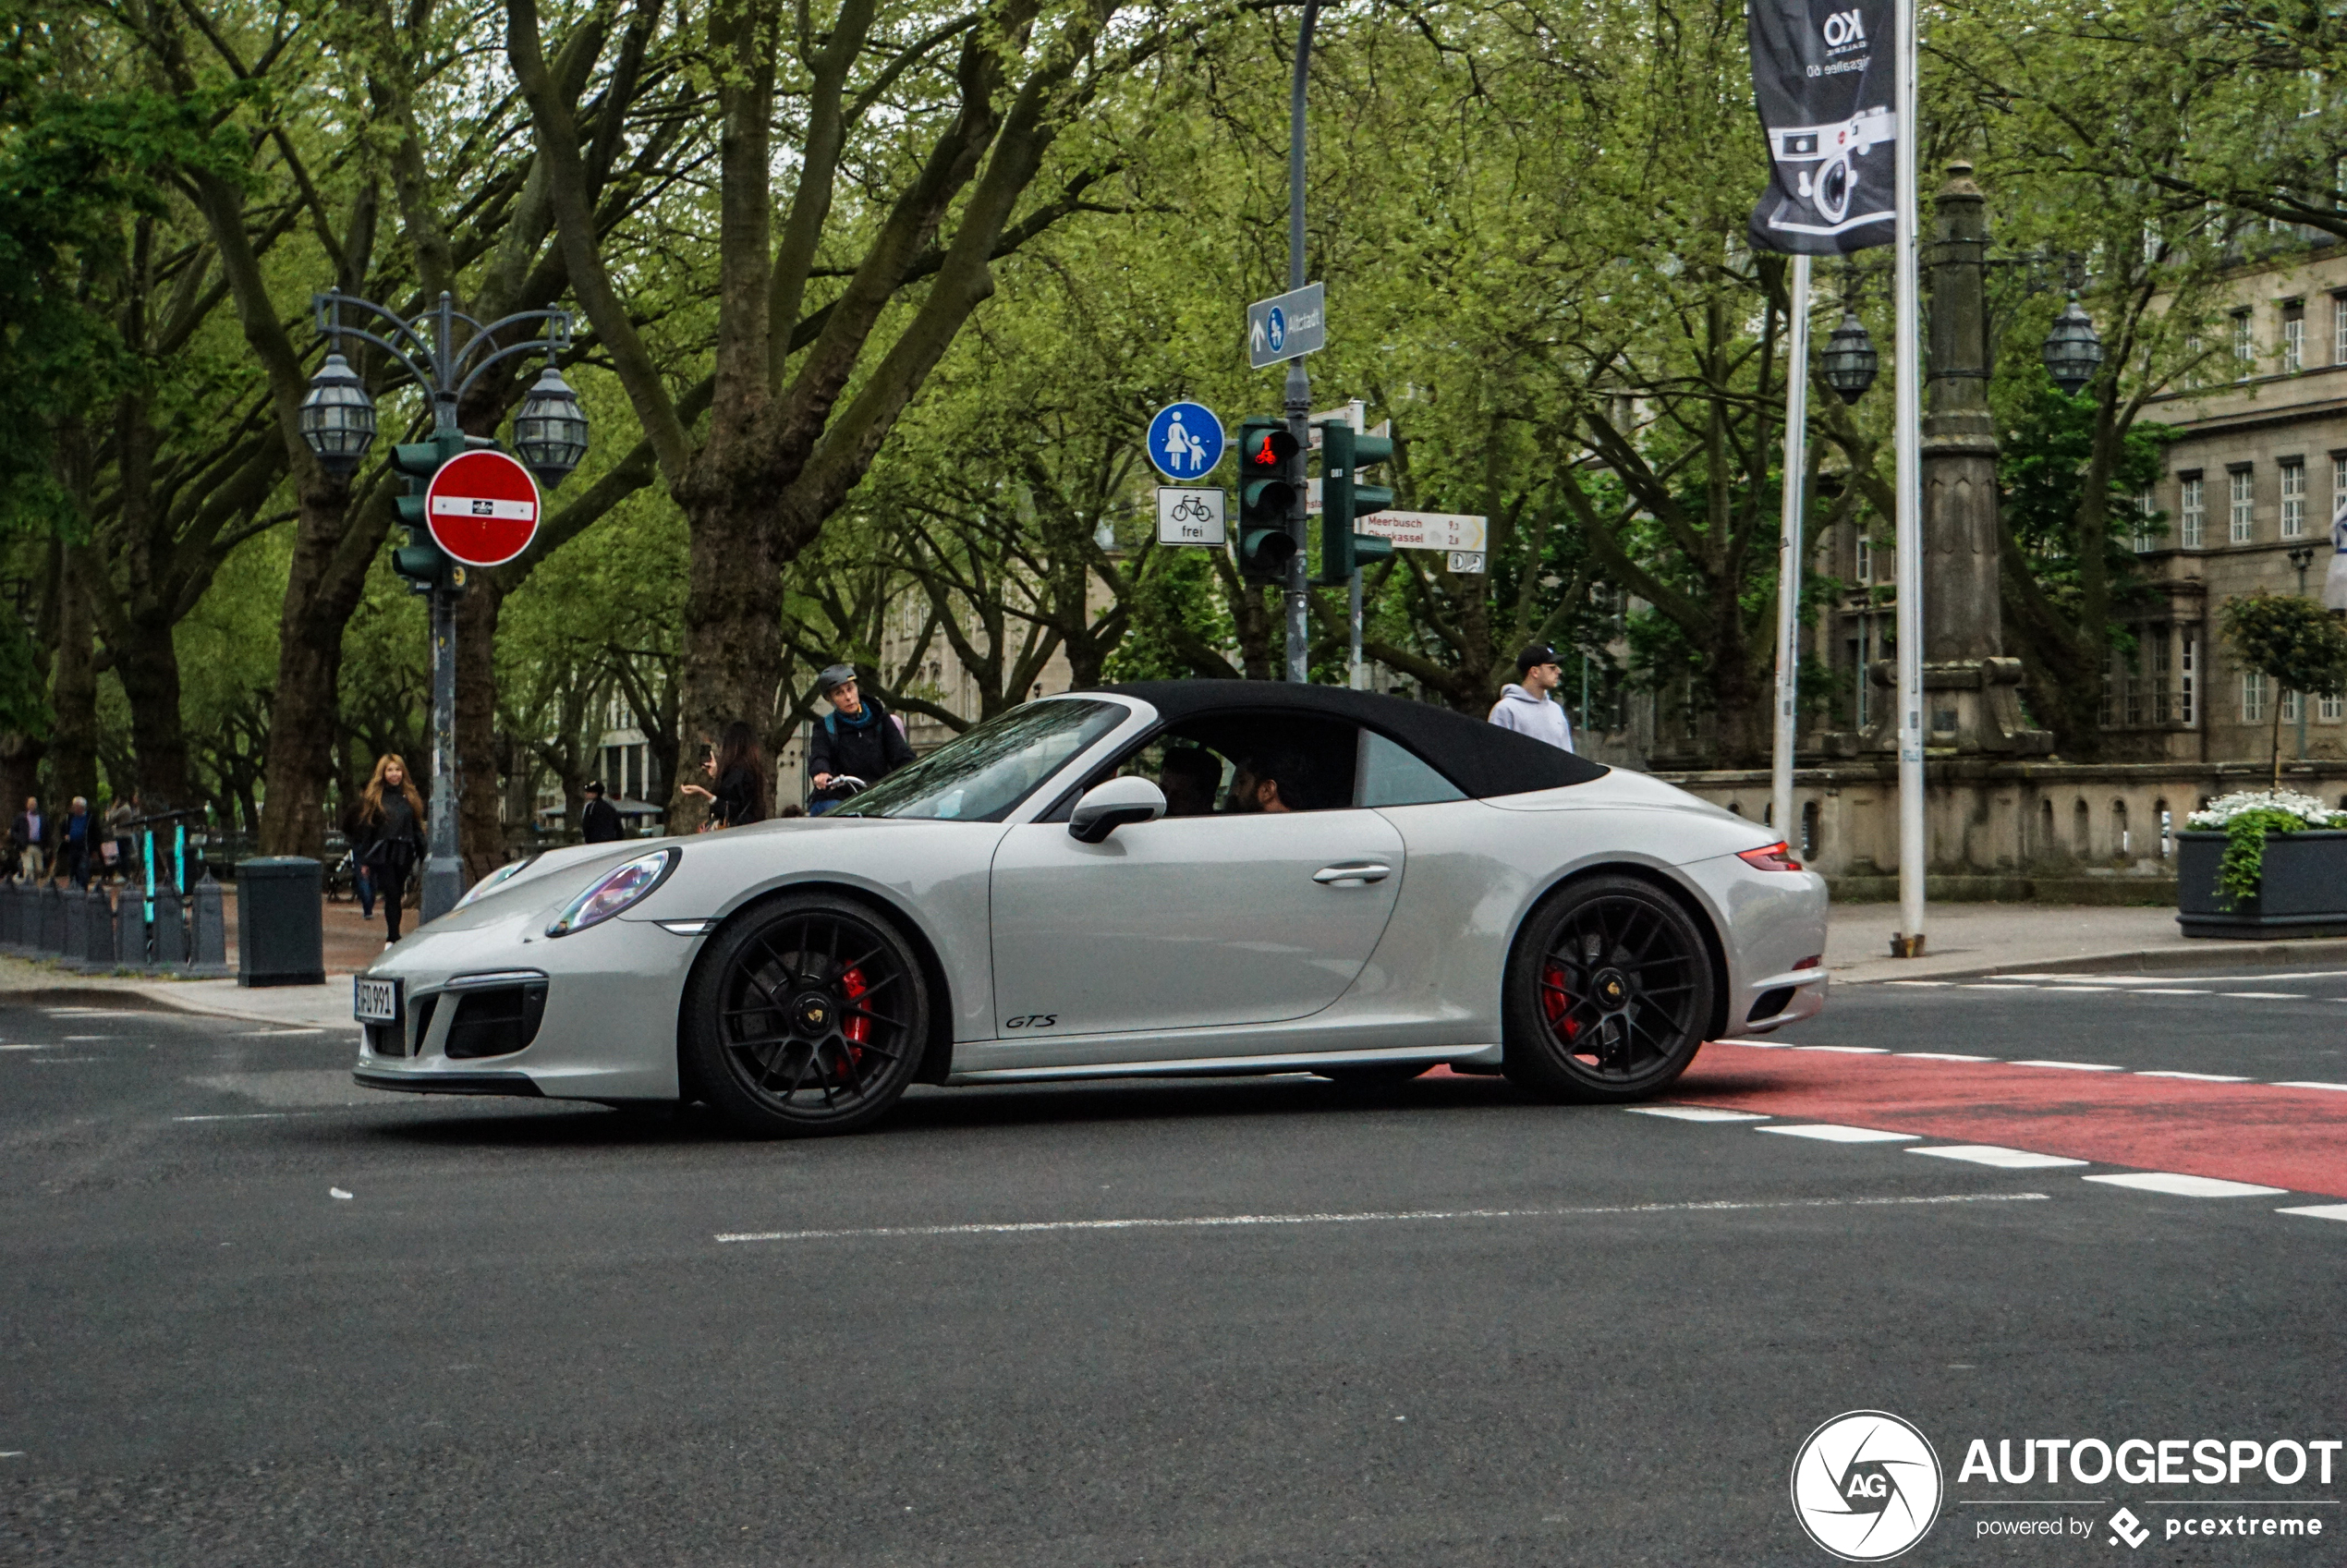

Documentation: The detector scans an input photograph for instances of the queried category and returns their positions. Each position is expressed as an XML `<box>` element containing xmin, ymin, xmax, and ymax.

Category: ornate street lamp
<box><xmin>2043</xmin><ymin>292</ymin><xmax>2105</xmax><ymax>395</ymax></box>
<box><xmin>297</xmin><ymin>352</ymin><xmax>378</xmax><ymax>476</ymax></box>
<box><xmin>512</xmin><ymin>365</ymin><xmax>590</xmax><ymax>487</ymax></box>
<box><xmin>1819</xmin><ymin>310</ymin><xmax>1879</xmax><ymax>404</ymax></box>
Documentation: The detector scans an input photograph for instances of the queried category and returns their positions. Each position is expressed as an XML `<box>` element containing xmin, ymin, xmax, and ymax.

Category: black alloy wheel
<box><xmin>1502</xmin><ymin>874</ymin><xmax>1716</xmax><ymax>1102</ymax></box>
<box><xmin>683</xmin><ymin>893</ymin><xmax>930</xmax><ymax>1136</ymax></box>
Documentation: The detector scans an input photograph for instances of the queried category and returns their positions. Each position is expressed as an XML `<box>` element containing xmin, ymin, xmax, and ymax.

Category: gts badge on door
<box><xmin>1003</xmin><ymin>1013</ymin><xmax>1060</xmax><ymax>1029</ymax></box>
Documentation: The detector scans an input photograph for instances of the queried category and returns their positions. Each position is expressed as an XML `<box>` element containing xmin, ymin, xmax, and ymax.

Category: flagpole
<box><xmin>1772</xmin><ymin>253</ymin><xmax>1812</xmax><ymax>853</ymax></box>
<box><xmin>1891</xmin><ymin>0</ymin><xmax>1926</xmax><ymax>956</ymax></box>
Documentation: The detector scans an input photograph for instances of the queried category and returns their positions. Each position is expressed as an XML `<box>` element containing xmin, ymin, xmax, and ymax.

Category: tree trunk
<box><xmin>456</xmin><ymin>579</ymin><xmax>510</xmax><ymax>879</ymax></box>
<box><xmin>48</xmin><ymin>549</ymin><xmax>99</xmax><ymax>813</ymax></box>
<box><xmin>673</xmin><ymin>496</ymin><xmax>784</xmax><ymax>825</ymax></box>
<box><xmin>114</xmin><ymin>605</ymin><xmax>188</xmax><ymax>809</ymax></box>
<box><xmin>259</xmin><ymin>487</ymin><xmax>386</xmax><ymax>857</ymax></box>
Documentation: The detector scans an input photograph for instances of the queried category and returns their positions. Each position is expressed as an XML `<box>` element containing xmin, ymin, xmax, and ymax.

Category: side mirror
<box><xmin>1068</xmin><ymin>777</ymin><xmax>1166</xmax><ymax>845</ymax></box>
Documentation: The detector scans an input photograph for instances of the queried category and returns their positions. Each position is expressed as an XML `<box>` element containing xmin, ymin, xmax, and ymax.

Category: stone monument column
<box><xmin>1867</xmin><ymin>162</ymin><xmax>2050</xmax><ymax>755</ymax></box>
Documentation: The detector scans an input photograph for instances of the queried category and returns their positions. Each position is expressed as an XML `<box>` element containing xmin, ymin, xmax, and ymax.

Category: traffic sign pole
<box><xmin>421</xmin><ymin>299</ymin><xmax>464</xmax><ymax>923</ymax></box>
<box><xmin>1283</xmin><ymin>0</ymin><xmax>1322</xmax><ymax>685</ymax></box>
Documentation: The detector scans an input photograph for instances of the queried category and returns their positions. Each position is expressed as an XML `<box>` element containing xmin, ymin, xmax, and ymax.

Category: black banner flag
<box><xmin>1747</xmin><ymin>0</ymin><xmax>1896</xmax><ymax>254</ymax></box>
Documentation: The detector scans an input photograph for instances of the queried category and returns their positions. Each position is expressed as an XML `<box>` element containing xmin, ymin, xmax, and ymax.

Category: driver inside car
<box><xmin>1157</xmin><ymin>747</ymin><xmax>1222</xmax><ymax>818</ymax></box>
<box><xmin>1226</xmin><ymin>748</ymin><xmax>1314</xmax><ymax>814</ymax></box>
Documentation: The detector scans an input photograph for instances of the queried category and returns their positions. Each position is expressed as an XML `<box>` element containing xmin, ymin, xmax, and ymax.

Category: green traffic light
<box><xmin>1319</xmin><ymin>420</ymin><xmax>1396</xmax><ymax>583</ymax></box>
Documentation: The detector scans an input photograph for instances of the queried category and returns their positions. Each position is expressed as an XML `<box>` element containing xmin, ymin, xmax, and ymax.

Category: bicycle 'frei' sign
<box><xmin>1155</xmin><ymin>487</ymin><xmax>1227</xmax><ymax>546</ymax></box>
<box><xmin>1146</xmin><ymin>401</ymin><xmax>1224</xmax><ymax>481</ymax></box>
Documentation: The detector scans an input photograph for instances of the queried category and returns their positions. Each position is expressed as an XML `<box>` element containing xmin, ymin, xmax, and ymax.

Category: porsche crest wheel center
<box><xmin>1593</xmin><ymin>968</ymin><xmax>1631</xmax><ymax>1008</ymax></box>
<box><xmin>792</xmin><ymin>993</ymin><xmax>833</xmax><ymax>1033</ymax></box>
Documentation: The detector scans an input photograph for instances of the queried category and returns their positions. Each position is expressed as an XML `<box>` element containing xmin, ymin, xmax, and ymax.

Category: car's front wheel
<box><xmin>683</xmin><ymin>893</ymin><xmax>930</xmax><ymax>1137</ymax></box>
<box><xmin>1502</xmin><ymin>875</ymin><xmax>1716</xmax><ymax>1102</ymax></box>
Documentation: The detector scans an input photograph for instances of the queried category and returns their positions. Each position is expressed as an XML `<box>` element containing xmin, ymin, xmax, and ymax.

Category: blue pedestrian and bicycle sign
<box><xmin>1147</xmin><ymin>401</ymin><xmax>1224</xmax><ymax>480</ymax></box>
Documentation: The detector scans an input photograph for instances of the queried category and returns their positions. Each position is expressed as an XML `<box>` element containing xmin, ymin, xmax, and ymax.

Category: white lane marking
<box><xmin>2133</xmin><ymin>989</ymin><xmax>2212</xmax><ymax>996</ymax></box>
<box><xmin>1911</xmin><ymin>1145</ymin><xmax>2090</xmax><ymax>1170</ymax></box>
<box><xmin>2135</xmin><ymin>1070</ymin><xmax>2250</xmax><ymax>1083</ymax></box>
<box><xmin>1625</xmin><ymin>1107</ymin><xmax>1769</xmax><ymax>1123</ymax></box>
<box><xmin>1757</xmin><ymin>1124</ymin><xmax>1919</xmax><ymax>1144</ymax></box>
<box><xmin>1899</xmin><ymin>1051</ymin><xmax>1996</xmax><ymax>1062</ymax></box>
<box><xmin>2017</xmin><ymin>970</ymin><xmax>2347</xmax><ymax>984</ymax></box>
<box><xmin>2086</xmin><ymin>1172</ymin><xmax>2289</xmax><ymax>1198</ymax></box>
<box><xmin>2011</xmin><ymin>1060</ymin><xmax>2125</xmax><ymax>1072</ymax></box>
<box><xmin>2278</xmin><ymin>1205</ymin><xmax>2347</xmax><ymax>1223</ymax></box>
<box><xmin>2219</xmin><ymin>991</ymin><xmax>2306</xmax><ymax>1000</ymax></box>
<box><xmin>30</xmin><ymin>1057</ymin><xmax>97</xmax><ymax>1064</ymax></box>
<box><xmin>330</xmin><ymin>1187</ymin><xmax>353</xmax><ymax>1200</ymax></box>
<box><xmin>2275</xmin><ymin>1081</ymin><xmax>2347</xmax><ymax>1092</ymax></box>
<box><xmin>1883</xmin><ymin>980</ymin><xmax>1952</xmax><ymax>988</ymax></box>
<box><xmin>713</xmin><ymin>1191</ymin><xmax>2051</xmax><ymax>1244</ymax></box>
<box><xmin>40</xmin><ymin>1008</ymin><xmax>146</xmax><ymax>1016</ymax></box>
<box><xmin>0</xmin><ymin>1044</ymin><xmax>43</xmax><ymax>1051</ymax></box>
<box><xmin>1790</xmin><ymin>1045</ymin><xmax>1889</xmax><ymax>1054</ymax></box>
<box><xmin>0</xmin><ymin>1451</ymin><xmax>21</xmax><ymax>1458</ymax></box>
<box><xmin>1715</xmin><ymin>1037</ymin><xmax>1795</xmax><ymax>1048</ymax></box>
<box><xmin>235</xmin><ymin>1028</ymin><xmax>328</xmax><ymax>1037</ymax></box>
<box><xmin>60</xmin><ymin>1035</ymin><xmax>115</xmax><ymax>1041</ymax></box>
<box><xmin>1957</xmin><ymin>983</ymin><xmax>2037</xmax><ymax>991</ymax></box>
<box><xmin>172</xmin><ymin>1112</ymin><xmax>293</xmax><ymax>1123</ymax></box>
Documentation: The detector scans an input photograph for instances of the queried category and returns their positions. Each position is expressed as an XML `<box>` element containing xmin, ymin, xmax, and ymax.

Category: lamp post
<box><xmin>298</xmin><ymin>290</ymin><xmax>584</xmax><ymax>921</ymax></box>
<box><xmin>2042</xmin><ymin>292</ymin><xmax>2105</xmax><ymax>395</ymax></box>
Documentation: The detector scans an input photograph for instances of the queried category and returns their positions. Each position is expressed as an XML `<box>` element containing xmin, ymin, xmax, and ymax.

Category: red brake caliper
<box><xmin>838</xmin><ymin>966</ymin><xmax>870</xmax><ymax>1078</ymax></box>
<box><xmin>1540</xmin><ymin>963</ymin><xmax>1579</xmax><ymax>1041</ymax></box>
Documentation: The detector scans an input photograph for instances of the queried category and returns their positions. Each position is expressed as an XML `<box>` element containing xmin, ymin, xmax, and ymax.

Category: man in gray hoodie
<box><xmin>1488</xmin><ymin>642</ymin><xmax>1575</xmax><ymax>753</ymax></box>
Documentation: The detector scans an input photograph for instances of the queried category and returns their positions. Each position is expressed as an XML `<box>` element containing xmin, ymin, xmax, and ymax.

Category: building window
<box><xmin>2334</xmin><ymin>294</ymin><xmax>2347</xmax><ymax>364</ymax></box>
<box><xmin>2320</xmin><ymin>688</ymin><xmax>2344</xmax><ymax>723</ymax></box>
<box><xmin>2184</xmin><ymin>334</ymin><xmax>2205</xmax><ymax>389</ymax></box>
<box><xmin>1854</xmin><ymin>533</ymin><xmax>1873</xmax><ymax>584</ymax></box>
<box><xmin>2282</xmin><ymin>459</ymin><xmax>2308</xmax><ymax>539</ymax></box>
<box><xmin>2181</xmin><ymin>634</ymin><xmax>2198</xmax><ymax>727</ymax></box>
<box><xmin>2281</xmin><ymin>688</ymin><xmax>2303</xmax><ymax>724</ymax></box>
<box><xmin>2229</xmin><ymin>468</ymin><xmax>2256</xmax><ymax>543</ymax></box>
<box><xmin>2244</xmin><ymin>669</ymin><xmax>2268</xmax><ymax>723</ymax></box>
<box><xmin>2180</xmin><ymin>476</ymin><xmax>2206</xmax><ymax>547</ymax></box>
<box><xmin>2132</xmin><ymin>487</ymin><xmax>2157</xmax><ymax>551</ymax></box>
<box><xmin>2283</xmin><ymin>300</ymin><xmax>2306</xmax><ymax>373</ymax></box>
<box><xmin>2233</xmin><ymin>309</ymin><xmax>2255</xmax><ymax>374</ymax></box>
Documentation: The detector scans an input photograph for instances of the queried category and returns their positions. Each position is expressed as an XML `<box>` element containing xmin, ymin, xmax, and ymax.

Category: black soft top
<box><xmin>1088</xmin><ymin>680</ymin><xmax>1608</xmax><ymax>799</ymax></box>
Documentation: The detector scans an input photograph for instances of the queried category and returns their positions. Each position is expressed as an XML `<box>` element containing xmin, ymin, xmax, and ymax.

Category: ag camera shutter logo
<box><xmin>1791</xmin><ymin>1410</ymin><xmax>1943</xmax><ymax>1561</ymax></box>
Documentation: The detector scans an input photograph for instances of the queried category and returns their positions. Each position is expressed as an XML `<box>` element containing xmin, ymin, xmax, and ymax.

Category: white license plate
<box><xmin>353</xmin><ymin>977</ymin><xmax>403</xmax><ymax>1024</ymax></box>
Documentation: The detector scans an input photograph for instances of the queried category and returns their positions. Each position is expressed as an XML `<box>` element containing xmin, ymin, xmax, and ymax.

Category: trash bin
<box><xmin>236</xmin><ymin>857</ymin><xmax>325</xmax><ymax>988</ymax></box>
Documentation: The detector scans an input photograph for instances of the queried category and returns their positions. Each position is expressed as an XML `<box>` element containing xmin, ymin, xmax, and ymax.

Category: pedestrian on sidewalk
<box><xmin>805</xmin><ymin>664</ymin><xmax>913</xmax><ymax>815</ymax></box>
<box><xmin>1488</xmin><ymin>643</ymin><xmax>1575</xmax><ymax>754</ymax></box>
<box><xmin>353</xmin><ymin>755</ymin><xmax>425</xmax><ymax>947</ymax></box>
<box><xmin>13</xmin><ymin>796</ymin><xmax>44</xmax><ymax>883</ymax></box>
<box><xmin>680</xmin><ymin>722</ymin><xmax>770</xmax><ymax>829</ymax></box>
<box><xmin>104</xmin><ymin>792</ymin><xmax>136</xmax><ymax>884</ymax></box>
<box><xmin>56</xmin><ymin>796</ymin><xmax>91</xmax><ymax>889</ymax></box>
<box><xmin>580</xmin><ymin>779</ymin><xmax>625</xmax><ymax>844</ymax></box>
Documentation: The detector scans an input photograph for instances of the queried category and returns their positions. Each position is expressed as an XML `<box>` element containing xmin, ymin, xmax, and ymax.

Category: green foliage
<box><xmin>2220</xmin><ymin>590</ymin><xmax>2347</xmax><ymax>695</ymax></box>
<box><xmin>2216</xmin><ymin>808</ymin><xmax>2310</xmax><ymax>911</ymax></box>
<box><xmin>2000</xmin><ymin>385</ymin><xmax>2174</xmax><ymax>614</ymax></box>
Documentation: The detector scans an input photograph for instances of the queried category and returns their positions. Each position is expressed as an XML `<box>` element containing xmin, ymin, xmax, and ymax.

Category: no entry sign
<box><xmin>424</xmin><ymin>449</ymin><xmax>541</xmax><ymax>567</ymax></box>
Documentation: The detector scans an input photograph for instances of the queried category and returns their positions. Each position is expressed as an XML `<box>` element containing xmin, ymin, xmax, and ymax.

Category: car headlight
<box><xmin>455</xmin><ymin>855</ymin><xmax>541</xmax><ymax>910</ymax></box>
<box><xmin>545</xmin><ymin>848</ymin><xmax>678</xmax><ymax>937</ymax></box>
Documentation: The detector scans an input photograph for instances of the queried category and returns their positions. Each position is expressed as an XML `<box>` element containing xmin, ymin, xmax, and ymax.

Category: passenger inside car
<box><xmin>1157</xmin><ymin>746</ymin><xmax>1222</xmax><ymax>817</ymax></box>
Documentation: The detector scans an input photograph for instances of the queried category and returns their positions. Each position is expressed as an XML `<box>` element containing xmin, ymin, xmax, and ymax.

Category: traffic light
<box><xmin>1319</xmin><ymin>420</ymin><xmax>1396</xmax><ymax>584</ymax></box>
<box><xmin>388</xmin><ymin>433</ymin><xmax>498</xmax><ymax>593</ymax></box>
<box><xmin>1236</xmin><ymin>416</ymin><xmax>1301</xmax><ymax>582</ymax></box>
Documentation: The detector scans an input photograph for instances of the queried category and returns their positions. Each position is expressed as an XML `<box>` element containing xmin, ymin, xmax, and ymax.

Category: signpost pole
<box><xmin>1283</xmin><ymin>0</ymin><xmax>1321</xmax><ymax>685</ymax></box>
<box><xmin>1891</xmin><ymin>0</ymin><xmax>1927</xmax><ymax>957</ymax></box>
<box><xmin>1771</xmin><ymin>252</ymin><xmax>1812</xmax><ymax>853</ymax></box>
<box><xmin>423</xmin><ymin>296</ymin><xmax>464</xmax><ymax>924</ymax></box>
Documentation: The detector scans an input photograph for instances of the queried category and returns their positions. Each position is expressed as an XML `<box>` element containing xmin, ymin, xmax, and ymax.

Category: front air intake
<box><xmin>1746</xmin><ymin>987</ymin><xmax>1796</xmax><ymax>1024</ymax></box>
<box><xmin>444</xmin><ymin>982</ymin><xmax>550</xmax><ymax>1059</ymax></box>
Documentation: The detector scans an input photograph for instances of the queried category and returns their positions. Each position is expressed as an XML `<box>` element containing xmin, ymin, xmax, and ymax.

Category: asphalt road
<box><xmin>3</xmin><ymin>976</ymin><xmax>2343</xmax><ymax>1566</ymax></box>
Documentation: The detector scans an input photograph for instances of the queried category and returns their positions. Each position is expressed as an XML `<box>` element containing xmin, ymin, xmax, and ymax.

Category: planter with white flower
<box><xmin>2177</xmin><ymin>792</ymin><xmax>2347</xmax><ymax>939</ymax></box>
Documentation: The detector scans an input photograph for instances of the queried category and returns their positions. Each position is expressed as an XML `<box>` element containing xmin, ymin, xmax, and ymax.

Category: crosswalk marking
<box><xmin>1758</xmin><ymin>1124</ymin><xmax>1917</xmax><ymax>1144</ymax></box>
<box><xmin>2086</xmin><ymin>1172</ymin><xmax>2288</xmax><ymax>1198</ymax></box>
<box><xmin>1909</xmin><ymin>1145</ymin><xmax>2089</xmax><ymax>1170</ymax></box>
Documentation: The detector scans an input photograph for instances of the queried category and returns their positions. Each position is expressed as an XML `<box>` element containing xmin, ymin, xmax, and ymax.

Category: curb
<box><xmin>0</xmin><ymin>972</ymin><xmax>360</xmax><ymax>1031</ymax></box>
<box><xmin>1839</xmin><ymin>936</ymin><xmax>2347</xmax><ymax>984</ymax></box>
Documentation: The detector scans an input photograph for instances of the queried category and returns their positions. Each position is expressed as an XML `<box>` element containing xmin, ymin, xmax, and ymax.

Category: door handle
<box><xmin>1314</xmin><ymin>862</ymin><xmax>1392</xmax><ymax>885</ymax></box>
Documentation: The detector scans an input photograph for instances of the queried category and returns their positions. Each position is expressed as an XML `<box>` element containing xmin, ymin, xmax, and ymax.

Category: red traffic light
<box><xmin>1244</xmin><ymin>427</ymin><xmax>1299</xmax><ymax>470</ymax></box>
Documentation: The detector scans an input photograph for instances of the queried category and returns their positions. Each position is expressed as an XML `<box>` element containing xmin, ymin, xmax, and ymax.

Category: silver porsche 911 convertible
<box><xmin>351</xmin><ymin>681</ymin><xmax>1828</xmax><ymax>1136</ymax></box>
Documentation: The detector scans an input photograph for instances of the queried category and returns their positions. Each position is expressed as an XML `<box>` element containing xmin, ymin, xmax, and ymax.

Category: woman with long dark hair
<box><xmin>679</xmin><ymin>721</ymin><xmax>769</xmax><ymax>829</ymax></box>
<box><xmin>353</xmin><ymin>754</ymin><xmax>426</xmax><ymax>945</ymax></box>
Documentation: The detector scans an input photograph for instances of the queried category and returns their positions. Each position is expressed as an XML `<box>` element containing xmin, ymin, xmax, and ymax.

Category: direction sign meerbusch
<box><xmin>423</xmin><ymin>448</ymin><xmax>542</xmax><ymax>568</ymax></box>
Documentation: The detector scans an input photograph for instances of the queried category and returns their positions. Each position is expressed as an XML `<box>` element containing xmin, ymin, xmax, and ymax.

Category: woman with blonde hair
<box><xmin>353</xmin><ymin>754</ymin><xmax>426</xmax><ymax>946</ymax></box>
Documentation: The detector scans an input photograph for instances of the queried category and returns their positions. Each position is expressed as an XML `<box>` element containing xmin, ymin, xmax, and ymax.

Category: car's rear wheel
<box><xmin>1502</xmin><ymin>875</ymin><xmax>1715</xmax><ymax>1102</ymax></box>
<box><xmin>684</xmin><ymin>893</ymin><xmax>930</xmax><ymax>1137</ymax></box>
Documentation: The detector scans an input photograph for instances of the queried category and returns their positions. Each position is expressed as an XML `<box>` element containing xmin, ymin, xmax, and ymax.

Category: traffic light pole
<box><xmin>1282</xmin><ymin>0</ymin><xmax>1321</xmax><ymax>685</ymax></box>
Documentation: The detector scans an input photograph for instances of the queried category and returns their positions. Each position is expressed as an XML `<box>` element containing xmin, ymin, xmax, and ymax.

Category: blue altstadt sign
<box><xmin>1146</xmin><ymin>401</ymin><xmax>1225</xmax><ymax>481</ymax></box>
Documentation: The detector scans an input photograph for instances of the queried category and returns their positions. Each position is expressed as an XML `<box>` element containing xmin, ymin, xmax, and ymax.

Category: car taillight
<box><xmin>1736</xmin><ymin>841</ymin><xmax>1803</xmax><ymax>872</ymax></box>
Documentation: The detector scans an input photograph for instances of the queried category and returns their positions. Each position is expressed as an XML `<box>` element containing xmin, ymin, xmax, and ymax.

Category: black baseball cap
<box><xmin>1516</xmin><ymin>642</ymin><xmax>1561</xmax><ymax>674</ymax></box>
<box><xmin>583</xmin><ymin>779</ymin><xmax>605</xmax><ymax>795</ymax></box>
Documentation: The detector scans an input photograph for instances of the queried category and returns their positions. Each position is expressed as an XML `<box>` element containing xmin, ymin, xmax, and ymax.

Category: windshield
<box><xmin>835</xmin><ymin>699</ymin><xmax>1126</xmax><ymax>821</ymax></box>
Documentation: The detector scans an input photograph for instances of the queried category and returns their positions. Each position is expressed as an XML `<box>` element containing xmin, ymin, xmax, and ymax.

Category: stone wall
<box><xmin>1652</xmin><ymin>758</ymin><xmax>2347</xmax><ymax>884</ymax></box>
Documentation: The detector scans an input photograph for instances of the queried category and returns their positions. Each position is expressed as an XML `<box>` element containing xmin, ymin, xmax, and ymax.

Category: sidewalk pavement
<box><xmin>5</xmin><ymin>897</ymin><xmax>2342</xmax><ymax>1032</ymax></box>
<box><xmin>1824</xmin><ymin>902</ymin><xmax>2347</xmax><ymax>985</ymax></box>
